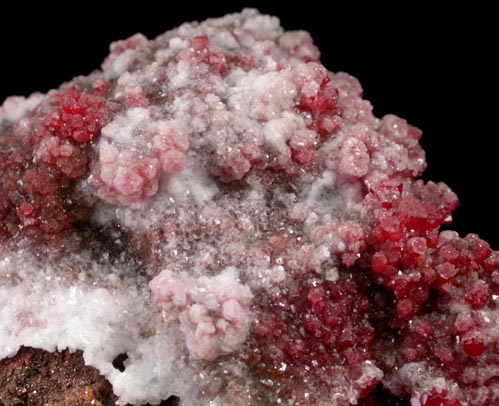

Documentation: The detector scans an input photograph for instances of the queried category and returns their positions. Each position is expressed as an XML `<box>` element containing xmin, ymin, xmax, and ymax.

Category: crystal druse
<box><xmin>1</xmin><ymin>9</ymin><xmax>498</xmax><ymax>406</ymax></box>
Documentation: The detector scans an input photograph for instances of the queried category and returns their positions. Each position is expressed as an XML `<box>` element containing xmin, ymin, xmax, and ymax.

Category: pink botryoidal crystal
<box><xmin>1</xmin><ymin>9</ymin><xmax>498</xmax><ymax>406</ymax></box>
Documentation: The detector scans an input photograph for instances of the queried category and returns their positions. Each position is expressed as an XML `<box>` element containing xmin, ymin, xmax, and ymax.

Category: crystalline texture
<box><xmin>0</xmin><ymin>9</ymin><xmax>498</xmax><ymax>406</ymax></box>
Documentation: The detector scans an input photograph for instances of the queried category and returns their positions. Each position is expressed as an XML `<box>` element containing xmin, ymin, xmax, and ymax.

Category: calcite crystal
<box><xmin>1</xmin><ymin>9</ymin><xmax>498</xmax><ymax>406</ymax></box>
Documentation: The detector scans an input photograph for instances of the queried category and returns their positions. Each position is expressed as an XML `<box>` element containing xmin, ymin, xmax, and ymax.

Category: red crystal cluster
<box><xmin>0</xmin><ymin>87</ymin><xmax>107</xmax><ymax>245</ymax></box>
<box><xmin>1</xmin><ymin>9</ymin><xmax>498</xmax><ymax>406</ymax></box>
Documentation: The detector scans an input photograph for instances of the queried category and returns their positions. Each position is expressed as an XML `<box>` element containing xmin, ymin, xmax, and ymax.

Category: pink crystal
<box><xmin>1</xmin><ymin>9</ymin><xmax>498</xmax><ymax>406</ymax></box>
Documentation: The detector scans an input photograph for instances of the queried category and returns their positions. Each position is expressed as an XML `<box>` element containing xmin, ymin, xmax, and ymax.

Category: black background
<box><xmin>2</xmin><ymin>2</ymin><xmax>497</xmax><ymax>248</ymax></box>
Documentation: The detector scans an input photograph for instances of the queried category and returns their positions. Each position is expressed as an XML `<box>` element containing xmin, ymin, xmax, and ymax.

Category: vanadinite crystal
<box><xmin>0</xmin><ymin>9</ymin><xmax>498</xmax><ymax>406</ymax></box>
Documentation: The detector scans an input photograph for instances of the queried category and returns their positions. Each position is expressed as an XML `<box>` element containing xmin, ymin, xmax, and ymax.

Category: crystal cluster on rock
<box><xmin>1</xmin><ymin>9</ymin><xmax>498</xmax><ymax>406</ymax></box>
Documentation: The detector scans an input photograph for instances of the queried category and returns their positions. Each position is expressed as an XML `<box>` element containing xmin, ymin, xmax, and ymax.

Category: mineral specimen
<box><xmin>1</xmin><ymin>8</ymin><xmax>498</xmax><ymax>406</ymax></box>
